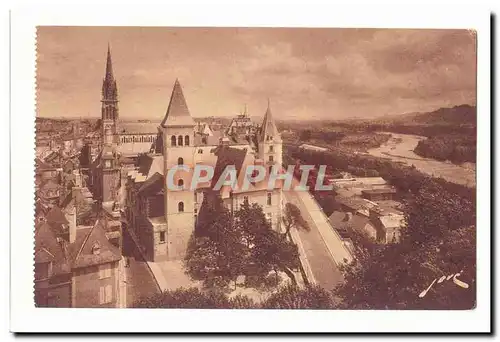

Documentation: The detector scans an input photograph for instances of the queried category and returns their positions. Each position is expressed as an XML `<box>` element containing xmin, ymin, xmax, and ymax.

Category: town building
<box><xmin>90</xmin><ymin>46</ymin><xmax>285</xmax><ymax>262</ymax></box>
<box><xmin>123</xmin><ymin>81</ymin><xmax>284</xmax><ymax>262</ymax></box>
<box><xmin>328</xmin><ymin>178</ymin><xmax>404</xmax><ymax>245</ymax></box>
<box><xmin>34</xmin><ymin>212</ymin><xmax>122</xmax><ymax>307</ymax></box>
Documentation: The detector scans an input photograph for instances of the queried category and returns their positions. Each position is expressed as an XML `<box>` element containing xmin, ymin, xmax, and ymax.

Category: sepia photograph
<box><xmin>32</xmin><ymin>26</ymin><xmax>479</xmax><ymax>311</ymax></box>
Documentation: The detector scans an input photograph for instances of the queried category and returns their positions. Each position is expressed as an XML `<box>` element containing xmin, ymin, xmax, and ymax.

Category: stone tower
<box><xmin>258</xmin><ymin>100</ymin><xmax>283</xmax><ymax>171</ymax></box>
<box><xmin>101</xmin><ymin>127</ymin><xmax>120</xmax><ymax>204</ymax></box>
<box><xmin>160</xmin><ymin>79</ymin><xmax>196</xmax><ymax>260</ymax></box>
<box><xmin>99</xmin><ymin>45</ymin><xmax>120</xmax><ymax>205</ymax></box>
<box><xmin>101</xmin><ymin>44</ymin><xmax>118</xmax><ymax>142</ymax></box>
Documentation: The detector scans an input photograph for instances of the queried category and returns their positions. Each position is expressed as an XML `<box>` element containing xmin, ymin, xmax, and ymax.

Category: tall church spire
<box><xmin>101</xmin><ymin>45</ymin><xmax>119</xmax><ymax>138</ymax></box>
<box><xmin>102</xmin><ymin>44</ymin><xmax>118</xmax><ymax>102</ymax></box>
<box><xmin>105</xmin><ymin>43</ymin><xmax>114</xmax><ymax>82</ymax></box>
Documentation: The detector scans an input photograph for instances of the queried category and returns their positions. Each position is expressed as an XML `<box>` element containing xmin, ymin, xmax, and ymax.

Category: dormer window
<box><xmin>92</xmin><ymin>242</ymin><xmax>101</xmax><ymax>255</ymax></box>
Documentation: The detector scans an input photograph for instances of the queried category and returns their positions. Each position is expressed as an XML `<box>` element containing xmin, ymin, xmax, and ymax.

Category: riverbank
<box><xmin>367</xmin><ymin>133</ymin><xmax>476</xmax><ymax>187</ymax></box>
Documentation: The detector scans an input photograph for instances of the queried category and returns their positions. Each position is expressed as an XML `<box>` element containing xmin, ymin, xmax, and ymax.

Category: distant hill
<box><xmin>374</xmin><ymin>104</ymin><xmax>476</xmax><ymax>126</ymax></box>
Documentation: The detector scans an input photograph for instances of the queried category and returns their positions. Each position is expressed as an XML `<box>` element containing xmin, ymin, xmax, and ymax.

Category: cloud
<box><xmin>36</xmin><ymin>27</ymin><xmax>476</xmax><ymax>120</ymax></box>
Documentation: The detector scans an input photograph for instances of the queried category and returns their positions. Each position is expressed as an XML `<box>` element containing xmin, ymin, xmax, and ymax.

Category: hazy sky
<box><xmin>37</xmin><ymin>27</ymin><xmax>476</xmax><ymax>120</ymax></box>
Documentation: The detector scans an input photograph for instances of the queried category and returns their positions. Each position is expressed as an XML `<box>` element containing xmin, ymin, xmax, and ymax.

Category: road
<box><xmin>122</xmin><ymin>228</ymin><xmax>161</xmax><ymax>307</ymax></box>
<box><xmin>284</xmin><ymin>190</ymin><xmax>351</xmax><ymax>291</ymax></box>
<box><xmin>367</xmin><ymin>132</ymin><xmax>476</xmax><ymax>187</ymax></box>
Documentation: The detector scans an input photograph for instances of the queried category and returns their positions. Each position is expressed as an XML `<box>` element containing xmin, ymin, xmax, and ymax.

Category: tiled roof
<box><xmin>34</xmin><ymin>223</ymin><xmax>71</xmax><ymax>275</ymax></box>
<box><xmin>35</xmin><ymin>157</ymin><xmax>56</xmax><ymax>171</ymax></box>
<box><xmin>335</xmin><ymin>196</ymin><xmax>369</xmax><ymax>211</ymax></box>
<box><xmin>138</xmin><ymin>172</ymin><xmax>164</xmax><ymax>195</ymax></box>
<box><xmin>211</xmin><ymin>146</ymin><xmax>247</xmax><ymax>188</ymax></box>
<box><xmin>328</xmin><ymin>210</ymin><xmax>370</xmax><ymax>237</ymax></box>
<box><xmin>116</xmin><ymin>141</ymin><xmax>155</xmax><ymax>156</ymax></box>
<box><xmin>379</xmin><ymin>214</ymin><xmax>404</xmax><ymax>230</ymax></box>
<box><xmin>160</xmin><ymin>79</ymin><xmax>195</xmax><ymax>127</ymax></box>
<box><xmin>46</xmin><ymin>206</ymin><xmax>69</xmax><ymax>226</ymax></box>
<box><xmin>117</xmin><ymin>121</ymin><xmax>160</xmax><ymax>134</ymax></box>
<box><xmin>137</xmin><ymin>154</ymin><xmax>164</xmax><ymax>179</ymax></box>
<box><xmin>193</xmin><ymin>131</ymin><xmax>222</xmax><ymax>146</ymax></box>
<box><xmin>69</xmin><ymin>220</ymin><xmax>121</xmax><ymax>269</ymax></box>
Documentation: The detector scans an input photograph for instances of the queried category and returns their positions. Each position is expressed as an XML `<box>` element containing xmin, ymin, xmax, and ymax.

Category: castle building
<box><xmin>95</xmin><ymin>47</ymin><xmax>284</xmax><ymax>262</ymax></box>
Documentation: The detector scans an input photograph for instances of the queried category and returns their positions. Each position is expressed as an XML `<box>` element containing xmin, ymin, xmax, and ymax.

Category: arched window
<box><xmin>269</xmin><ymin>145</ymin><xmax>274</xmax><ymax>152</ymax></box>
<box><xmin>178</xmin><ymin>202</ymin><xmax>184</xmax><ymax>212</ymax></box>
<box><xmin>177</xmin><ymin>135</ymin><xmax>183</xmax><ymax>146</ymax></box>
<box><xmin>185</xmin><ymin>135</ymin><xmax>190</xmax><ymax>146</ymax></box>
<box><xmin>178</xmin><ymin>179</ymin><xmax>184</xmax><ymax>188</ymax></box>
<box><xmin>171</xmin><ymin>136</ymin><xmax>176</xmax><ymax>147</ymax></box>
<box><xmin>178</xmin><ymin>157</ymin><xmax>184</xmax><ymax>165</ymax></box>
<box><xmin>267</xmin><ymin>192</ymin><xmax>272</xmax><ymax>206</ymax></box>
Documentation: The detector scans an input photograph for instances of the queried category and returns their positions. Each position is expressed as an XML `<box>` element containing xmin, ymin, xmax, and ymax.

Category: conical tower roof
<box><xmin>161</xmin><ymin>79</ymin><xmax>195</xmax><ymax>127</ymax></box>
<box><xmin>260</xmin><ymin>99</ymin><xmax>280</xmax><ymax>142</ymax></box>
<box><xmin>105</xmin><ymin>43</ymin><xmax>114</xmax><ymax>81</ymax></box>
<box><xmin>102</xmin><ymin>43</ymin><xmax>118</xmax><ymax>101</ymax></box>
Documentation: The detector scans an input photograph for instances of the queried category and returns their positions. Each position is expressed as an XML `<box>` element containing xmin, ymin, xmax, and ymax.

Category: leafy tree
<box><xmin>229</xmin><ymin>294</ymin><xmax>256</xmax><ymax>309</ymax></box>
<box><xmin>187</xmin><ymin>192</ymin><xmax>248</xmax><ymax>289</ymax></box>
<box><xmin>188</xmin><ymin>195</ymin><xmax>302</xmax><ymax>290</ymax></box>
<box><xmin>235</xmin><ymin>199</ymin><xmax>301</xmax><ymax>286</ymax></box>
<box><xmin>262</xmin><ymin>284</ymin><xmax>335</xmax><ymax>309</ymax></box>
<box><xmin>133</xmin><ymin>285</ymin><xmax>338</xmax><ymax>309</ymax></box>
<box><xmin>133</xmin><ymin>287</ymin><xmax>231</xmax><ymax>308</ymax></box>
<box><xmin>281</xmin><ymin>202</ymin><xmax>310</xmax><ymax>237</ymax></box>
<box><xmin>334</xmin><ymin>189</ymin><xmax>476</xmax><ymax>310</ymax></box>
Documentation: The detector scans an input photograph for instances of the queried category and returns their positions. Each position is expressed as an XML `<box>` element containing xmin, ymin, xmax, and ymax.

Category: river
<box><xmin>367</xmin><ymin>133</ymin><xmax>476</xmax><ymax>188</ymax></box>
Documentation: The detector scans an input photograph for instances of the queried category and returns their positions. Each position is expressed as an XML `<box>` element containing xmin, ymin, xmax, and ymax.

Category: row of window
<box><xmin>167</xmin><ymin>195</ymin><xmax>271</xmax><ymax>216</ymax></box>
<box><xmin>170</xmin><ymin>135</ymin><xmax>190</xmax><ymax>146</ymax></box>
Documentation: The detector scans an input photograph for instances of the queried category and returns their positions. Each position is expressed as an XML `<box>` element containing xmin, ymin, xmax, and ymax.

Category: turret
<box><xmin>258</xmin><ymin>99</ymin><xmax>282</xmax><ymax>168</ymax></box>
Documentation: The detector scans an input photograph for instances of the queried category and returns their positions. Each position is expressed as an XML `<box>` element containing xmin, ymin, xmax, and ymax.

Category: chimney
<box><xmin>344</xmin><ymin>212</ymin><xmax>353</xmax><ymax>222</ymax></box>
<box><xmin>221</xmin><ymin>136</ymin><xmax>230</xmax><ymax>146</ymax></box>
<box><xmin>67</xmin><ymin>202</ymin><xmax>77</xmax><ymax>243</ymax></box>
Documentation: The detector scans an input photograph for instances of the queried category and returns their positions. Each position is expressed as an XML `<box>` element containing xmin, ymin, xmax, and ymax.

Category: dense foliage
<box><xmin>185</xmin><ymin>195</ymin><xmax>301</xmax><ymax>289</ymax></box>
<box><xmin>286</xmin><ymin>145</ymin><xmax>476</xmax><ymax>309</ymax></box>
<box><xmin>414</xmin><ymin>135</ymin><xmax>476</xmax><ymax>164</ymax></box>
<box><xmin>133</xmin><ymin>285</ymin><xmax>336</xmax><ymax>309</ymax></box>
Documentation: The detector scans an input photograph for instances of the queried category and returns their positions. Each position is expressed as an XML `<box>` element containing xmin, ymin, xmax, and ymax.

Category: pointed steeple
<box><xmin>260</xmin><ymin>99</ymin><xmax>280</xmax><ymax>142</ymax></box>
<box><xmin>102</xmin><ymin>44</ymin><xmax>118</xmax><ymax>102</ymax></box>
<box><xmin>161</xmin><ymin>79</ymin><xmax>195</xmax><ymax>127</ymax></box>
<box><xmin>105</xmin><ymin>43</ymin><xmax>114</xmax><ymax>81</ymax></box>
